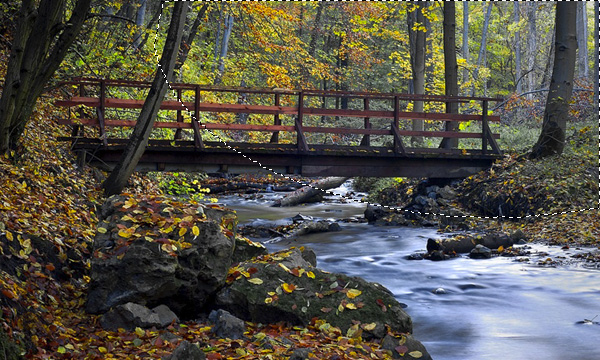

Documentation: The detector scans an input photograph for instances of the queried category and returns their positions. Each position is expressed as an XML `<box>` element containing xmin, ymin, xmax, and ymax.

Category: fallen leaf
<box><xmin>282</xmin><ymin>283</ymin><xmax>296</xmax><ymax>293</ymax></box>
<box><xmin>346</xmin><ymin>288</ymin><xmax>362</xmax><ymax>299</ymax></box>
<box><xmin>409</xmin><ymin>350</ymin><xmax>423</xmax><ymax>358</ymax></box>
<box><xmin>192</xmin><ymin>226</ymin><xmax>200</xmax><ymax>236</ymax></box>
<box><xmin>247</xmin><ymin>278</ymin><xmax>264</xmax><ymax>285</ymax></box>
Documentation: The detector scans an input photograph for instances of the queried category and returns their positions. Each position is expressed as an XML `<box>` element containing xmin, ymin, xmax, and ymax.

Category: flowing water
<box><xmin>217</xmin><ymin>188</ymin><xmax>600</xmax><ymax>360</ymax></box>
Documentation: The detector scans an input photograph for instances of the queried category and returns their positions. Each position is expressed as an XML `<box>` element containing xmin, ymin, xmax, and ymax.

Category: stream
<box><xmin>216</xmin><ymin>187</ymin><xmax>600</xmax><ymax>360</ymax></box>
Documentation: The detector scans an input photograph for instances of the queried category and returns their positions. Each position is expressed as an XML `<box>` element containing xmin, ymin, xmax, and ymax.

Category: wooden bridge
<box><xmin>55</xmin><ymin>78</ymin><xmax>503</xmax><ymax>178</ymax></box>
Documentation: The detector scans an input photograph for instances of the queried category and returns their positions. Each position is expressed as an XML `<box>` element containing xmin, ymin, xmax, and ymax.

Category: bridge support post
<box><xmin>270</xmin><ymin>92</ymin><xmax>281</xmax><ymax>143</ymax></box>
<box><xmin>296</xmin><ymin>91</ymin><xmax>308</xmax><ymax>152</ymax></box>
<box><xmin>97</xmin><ymin>79</ymin><xmax>108</xmax><ymax>146</ymax></box>
<box><xmin>360</xmin><ymin>98</ymin><xmax>371</xmax><ymax>146</ymax></box>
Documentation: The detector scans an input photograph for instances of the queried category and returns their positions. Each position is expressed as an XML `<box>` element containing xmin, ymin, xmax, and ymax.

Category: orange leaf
<box><xmin>1</xmin><ymin>289</ymin><xmax>16</xmax><ymax>300</ymax></box>
<box><xmin>282</xmin><ymin>283</ymin><xmax>296</xmax><ymax>293</ymax></box>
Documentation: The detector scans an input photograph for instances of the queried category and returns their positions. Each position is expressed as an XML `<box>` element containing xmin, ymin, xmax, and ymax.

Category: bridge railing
<box><xmin>55</xmin><ymin>78</ymin><xmax>502</xmax><ymax>156</ymax></box>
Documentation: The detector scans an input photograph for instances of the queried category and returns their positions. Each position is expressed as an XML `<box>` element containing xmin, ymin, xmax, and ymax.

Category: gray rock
<box><xmin>100</xmin><ymin>302</ymin><xmax>170</xmax><ymax>331</ymax></box>
<box><xmin>152</xmin><ymin>305</ymin><xmax>179</xmax><ymax>328</ymax></box>
<box><xmin>437</xmin><ymin>186</ymin><xmax>457</xmax><ymax>200</ymax></box>
<box><xmin>86</xmin><ymin>196</ymin><xmax>235</xmax><ymax>316</ymax></box>
<box><xmin>290</xmin><ymin>347</ymin><xmax>312</xmax><ymax>360</ymax></box>
<box><xmin>163</xmin><ymin>340</ymin><xmax>205</xmax><ymax>360</ymax></box>
<box><xmin>381</xmin><ymin>334</ymin><xmax>432</xmax><ymax>360</ymax></box>
<box><xmin>215</xmin><ymin>247</ymin><xmax>412</xmax><ymax>338</ymax></box>
<box><xmin>231</xmin><ymin>236</ymin><xmax>268</xmax><ymax>265</ymax></box>
<box><xmin>470</xmin><ymin>244</ymin><xmax>492</xmax><ymax>259</ymax></box>
<box><xmin>209</xmin><ymin>309</ymin><xmax>246</xmax><ymax>340</ymax></box>
<box><xmin>292</xmin><ymin>214</ymin><xmax>313</xmax><ymax>223</ymax></box>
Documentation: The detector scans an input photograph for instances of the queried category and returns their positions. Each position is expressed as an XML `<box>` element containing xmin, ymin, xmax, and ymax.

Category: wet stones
<box><xmin>470</xmin><ymin>244</ymin><xmax>492</xmax><ymax>259</ymax></box>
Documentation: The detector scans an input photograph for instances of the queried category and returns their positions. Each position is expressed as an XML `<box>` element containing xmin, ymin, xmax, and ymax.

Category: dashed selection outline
<box><xmin>152</xmin><ymin>0</ymin><xmax>600</xmax><ymax>221</ymax></box>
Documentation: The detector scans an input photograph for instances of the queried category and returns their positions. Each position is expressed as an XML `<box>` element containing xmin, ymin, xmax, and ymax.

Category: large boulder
<box><xmin>215</xmin><ymin>247</ymin><xmax>412</xmax><ymax>339</ymax></box>
<box><xmin>86</xmin><ymin>195</ymin><xmax>235</xmax><ymax>316</ymax></box>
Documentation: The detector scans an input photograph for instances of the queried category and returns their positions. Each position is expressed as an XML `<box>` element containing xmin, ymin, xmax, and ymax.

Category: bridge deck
<box><xmin>55</xmin><ymin>78</ymin><xmax>503</xmax><ymax>178</ymax></box>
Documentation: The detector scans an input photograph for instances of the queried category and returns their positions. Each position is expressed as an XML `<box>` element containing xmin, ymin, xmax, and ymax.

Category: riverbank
<box><xmin>1</xmin><ymin>114</ymin><xmax>598</xmax><ymax>358</ymax></box>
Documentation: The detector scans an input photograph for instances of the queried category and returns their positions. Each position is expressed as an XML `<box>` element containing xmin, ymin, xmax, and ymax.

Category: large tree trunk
<box><xmin>440</xmin><ymin>2</ymin><xmax>459</xmax><ymax>150</ymax></box>
<box><xmin>102</xmin><ymin>2</ymin><xmax>189</xmax><ymax>196</ymax></box>
<box><xmin>408</xmin><ymin>3</ymin><xmax>426</xmax><ymax>147</ymax></box>
<box><xmin>0</xmin><ymin>0</ymin><xmax>92</xmax><ymax>153</ymax></box>
<box><xmin>576</xmin><ymin>2</ymin><xmax>589</xmax><ymax>78</ymax></box>
<box><xmin>530</xmin><ymin>3</ymin><xmax>577</xmax><ymax>159</ymax></box>
<box><xmin>273</xmin><ymin>177</ymin><xmax>348</xmax><ymax>207</ymax></box>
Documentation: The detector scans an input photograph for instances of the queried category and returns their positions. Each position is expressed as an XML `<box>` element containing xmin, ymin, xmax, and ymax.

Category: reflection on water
<box><xmin>218</xmin><ymin>193</ymin><xmax>600</xmax><ymax>360</ymax></box>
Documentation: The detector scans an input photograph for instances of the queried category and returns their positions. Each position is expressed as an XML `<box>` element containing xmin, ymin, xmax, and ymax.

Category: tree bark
<box><xmin>514</xmin><ymin>2</ymin><xmax>522</xmax><ymax>94</ymax></box>
<box><xmin>530</xmin><ymin>3</ymin><xmax>577</xmax><ymax>159</ymax></box>
<box><xmin>440</xmin><ymin>2</ymin><xmax>459</xmax><ymax>150</ymax></box>
<box><xmin>408</xmin><ymin>3</ymin><xmax>426</xmax><ymax>147</ymax></box>
<box><xmin>526</xmin><ymin>2</ymin><xmax>538</xmax><ymax>99</ymax></box>
<box><xmin>175</xmin><ymin>3</ymin><xmax>209</xmax><ymax>71</ymax></box>
<box><xmin>102</xmin><ymin>2</ymin><xmax>189</xmax><ymax>196</ymax></box>
<box><xmin>133</xmin><ymin>0</ymin><xmax>146</xmax><ymax>50</ymax></box>
<box><xmin>576</xmin><ymin>2</ymin><xmax>589</xmax><ymax>78</ymax></box>
<box><xmin>471</xmin><ymin>3</ymin><xmax>493</xmax><ymax>97</ymax></box>
<box><xmin>272</xmin><ymin>177</ymin><xmax>348</xmax><ymax>207</ymax></box>
<box><xmin>214</xmin><ymin>14</ymin><xmax>234</xmax><ymax>85</ymax></box>
<box><xmin>0</xmin><ymin>0</ymin><xmax>92</xmax><ymax>153</ymax></box>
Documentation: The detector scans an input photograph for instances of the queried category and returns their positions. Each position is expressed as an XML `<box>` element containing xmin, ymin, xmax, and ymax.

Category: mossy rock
<box><xmin>215</xmin><ymin>248</ymin><xmax>412</xmax><ymax>339</ymax></box>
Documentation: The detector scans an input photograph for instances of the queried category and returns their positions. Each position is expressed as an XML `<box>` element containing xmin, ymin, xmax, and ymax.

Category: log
<box><xmin>272</xmin><ymin>177</ymin><xmax>349</xmax><ymax>207</ymax></box>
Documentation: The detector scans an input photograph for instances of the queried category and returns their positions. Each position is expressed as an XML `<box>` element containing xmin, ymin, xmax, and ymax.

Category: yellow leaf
<box><xmin>192</xmin><ymin>226</ymin><xmax>200</xmax><ymax>236</ymax></box>
<box><xmin>97</xmin><ymin>227</ymin><xmax>107</xmax><ymax>234</ymax></box>
<box><xmin>135</xmin><ymin>327</ymin><xmax>145</xmax><ymax>337</ymax></box>
<box><xmin>282</xmin><ymin>283</ymin><xmax>296</xmax><ymax>293</ymax></box>
<box><xmin>265</xmin><ymin>297</ymin><xmax>273</xmax><ymax>304</ymax></box>
<box><xmin>179</xmin><ymin>227</ymin><xmax>187</xmax><ymax>237</ymax></box>
<box><xmin>118</xmin><ymin>229</ymin><xmax>132</xmax><ymax>238</ymax></box>
<box><xmin>361</xmin><ymin>323</ymin><xmax>377</xmax><ymax>331</ymax></box>
<box><xmin>345</xmin><ymin>303</ymin><xmax>357</xmax><ymax>310</ymax></box>
<box><xmin>498</xmin><ymin>245</ymin><xmax>504</xmax><ymax>252</ymax></box>
<box><xmin>278</xmin><ymin>263</ymin><xmax>290</xmax><ymax>272</ymax></box>
<box><xmin>57</xmin><ymin>346</ymin><xmax>66</xmax><ymax>354</ymax></box>
<box><xmin>247</xmin><ymin>278</ymin><xmax>263</xmax><ymax>285</ymax></box>
<box><xmin>347</xmin><ymin>289</ymin><xmax>362</xmax><ymax>299</ymax></box>
<box><xmin>306</xmin><ymin>271</ymin><xmax>315</xmax><ymax>279</ymax></box>
<box><xmin>5</xmin><ymin>231</ymin><xmax>13</xmax><ymax>241</ymax></box>
<box><xmin>98</xmin><ymin>347</ymin><xmax>108</xmax><ymax>354</ymax></box>
<box><xmin>408</xmin><ymin>351</ymin><xmax>423</xmax><ymax>358</ymax></box>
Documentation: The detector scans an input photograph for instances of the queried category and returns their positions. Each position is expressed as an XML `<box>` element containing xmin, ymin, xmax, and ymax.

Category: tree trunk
<box><xmin>440</xmin><ymin>2</ymin><xmax>459</xmax><ymax>150</ymax></box>
<box><xmin>526</xmin><ymin>2</ymin><xmax>538</xmax><ymax>99</ymax></box>
<box><xmin>408</xmin><ymin>4</ymin><xmax>426</xmax><ymax>147</ymax></box>
<box><xmin>530</xmin><ymin>3</ymin><xmax>577</xmax><ymax>159</ymax></box>
<box><xmin>102</xmin><ymin>2</ymin><xmax>189</xmax><ymax>196</ymax></box>
<box><xmin>471</xmin><ymin>3</ymin><xmax>493</xmax><ymax>97</ymax></box>
<box><xmin>308</xmin><ymin>3</ymin><xmax>324</xmax><ymax>58</ymax></box>
<box><xmin>273</xmin><ymin>177</ymin><xmax>348</xmax><ymax>207</ymax></box>
<box><xmin>133</xmin><ymin>0</ymin><xmax>146</xmax><ymax>50</ymax></box>
<box><xmin>0</xmin><ymin>0</ymin><xmax>92</xmax><ymax>154</ymax></box>
<box><xmin>462</xmin><ymin>2</ymin><xmax>469</xmax><ymax>93</ymax></box>
<box><xmin>175</xmin><ymin>3</ymin><xmax>209</xmax><ymax>71</ymax></box>
<box><xmin>214</xmin><ymin>14</ymin><xmax>234</xmax><ymax>85</ymax></box>
<box><xmin>576</xmin><ymin>2</ymin><xmax>589</xmax><ymax>78</ymax></box>
<box><xmin>514</xmin><ymin>2</ymin><xmax>522</xmax><ymax>94</ymax></box>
